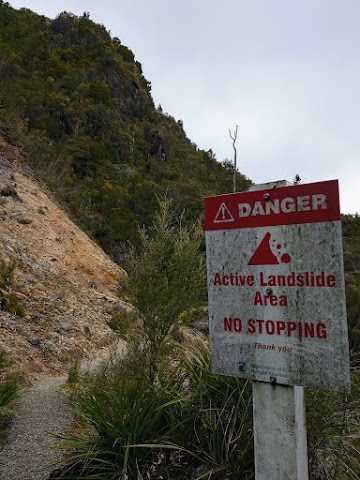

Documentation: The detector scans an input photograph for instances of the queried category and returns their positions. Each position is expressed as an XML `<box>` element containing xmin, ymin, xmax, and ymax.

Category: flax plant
<box><xmin>306</xmin><ymin>367</ymin><xmax>360</xmax><ymax>480</ymax></box>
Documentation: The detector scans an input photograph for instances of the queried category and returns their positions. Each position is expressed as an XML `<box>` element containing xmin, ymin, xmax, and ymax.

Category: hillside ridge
<box><xmin>0</xmin><ymin>3</ymin><xmax>251</xmax><ymax>260</ymax></box>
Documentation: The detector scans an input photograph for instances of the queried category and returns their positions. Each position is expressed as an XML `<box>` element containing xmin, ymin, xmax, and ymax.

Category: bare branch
<box><xmin>229</xmin><ymin>125</ymin><xmax>238</xmax><ymax>192</ymax></box>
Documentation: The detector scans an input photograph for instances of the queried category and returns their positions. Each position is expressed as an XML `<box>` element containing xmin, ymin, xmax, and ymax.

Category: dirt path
<box><xmin>0</xmin><ymin>375</ymin><xmax>72</xmax><ymax>480</ymax></box>
<box><xmin>0</xmin><ymin>340</ymin><xmax>126</xmax><ymax>480</ymax></box>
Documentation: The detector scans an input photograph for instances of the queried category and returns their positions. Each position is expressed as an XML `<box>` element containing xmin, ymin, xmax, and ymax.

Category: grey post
<box><xmin>248</xmin><ymin>181</ymin><xmax>309</xmax><ymax>480</ymax></box>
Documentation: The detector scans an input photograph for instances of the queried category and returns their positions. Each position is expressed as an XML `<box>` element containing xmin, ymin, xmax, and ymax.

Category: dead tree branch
<box><xmin>229</xmin><ymin>125</ymin><xmax>238</xmax><ymax>192</ymax></box>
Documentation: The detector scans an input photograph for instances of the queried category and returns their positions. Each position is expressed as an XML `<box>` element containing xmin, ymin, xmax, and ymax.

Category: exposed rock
<box><xmin>1</xmin><ymin>297</ymin><xmax>10</xmax><ymax>310</ymax></box>
<box><xmin>38</xmin><ymin>206</ymin><xmax>48</xmax><ymax>215</ymax></box>
<box><xmin>111</xmin><ymin>299</ymin><xmax>134</xmax><ymax>314</ymax></box>
<box><xmin>1</xmin><ymin>186</ymin><xmax>17</xmax><ymax>197</ymax></box>
<box><xmin>149</xmin><ymin>132</ymin><xmax>167</xmax><ymax>161</ymax></box>
<box><xmin>83</xmin><ymin>324</ymin><xmax>91</xmax><ymax>338</ymax></box>
<box><xmin>0</xmin><ymin>145</ymin><xmax>127</xmax><ymax>379</ymax></box>
<box><xmin>17</xmin><ymin>213</ymin><xmax>34</xmax><ymax>225</ymax></box>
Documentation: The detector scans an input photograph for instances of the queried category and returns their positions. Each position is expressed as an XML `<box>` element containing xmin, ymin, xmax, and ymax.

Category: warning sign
<box><xmin>204</xmin><ymin>180</ymin><xmax>350</xmax><ymax>391</ymax></box>
<box><xmin>214</xmin><ymin>202</ymin><xmax>235</xmax><ymax>223</ymax></box>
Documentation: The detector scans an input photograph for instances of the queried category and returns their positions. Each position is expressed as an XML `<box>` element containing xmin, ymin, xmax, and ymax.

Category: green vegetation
<box><xmin>54</xmin><ymin>345</ymin><xmax>360</xmax><ymax>480</ymax></box>
<box><xmin>67</xmin><ymin>357</ymin><xmax>81</xmax><ymax>386</ymax></box>
<box><xmin>343</xmin><ymin>214</ymin><xmax>360</xmax><ymax>355</ymax></box>
<box><xmin>0</xmin><ymin>349</ymin><xmax>19</xmax><ymax>445</ymax></box>
<box><xmin>306</xmin><ymin>370</ymin><xmax>360</xmax><ymax>480</ymax></box>
<box><xmin>52</xmin><ymin>340</ymin><xmax>254</xmax><ymax>480</ymax></box>
<box><xmin>107</xmin><ymin>307</ymin><xmax>137</xmax><ymax>340</ymax></box>
<box><xmin>0</xmin><ymin>255</ymin><xmax>26</xmax><ymax>317</ymax></box>
<box><xmin>0</xmin><ymin>4</ymin><xmax>358</xmax><ymax>479</ymax></box>
<box><xmin>123</xmin><ymin>197</ymin><xmax>207</xmax><ymax>382</ymax></box>
<box><xmin>0</xmin><ymin>256</ymin><xmax>17</xmax><ymax>288</ymax></box>
<box><xmin>0</xmin><ymin>2</ymin><xmax>251</xmax><ymax>260</ymax></box>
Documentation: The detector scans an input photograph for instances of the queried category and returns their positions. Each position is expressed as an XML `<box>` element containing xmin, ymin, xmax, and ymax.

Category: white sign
<box><xmin>204</xmin><ymin>180</ymin><xmax>350</xmax><ymax>391</ymax></box>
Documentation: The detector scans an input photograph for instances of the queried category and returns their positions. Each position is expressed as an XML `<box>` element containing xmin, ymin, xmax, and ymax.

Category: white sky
<box><xmin>8</xmin><ymin>0</ymin><xmax>360</xmax><ymax>214</ymax></box>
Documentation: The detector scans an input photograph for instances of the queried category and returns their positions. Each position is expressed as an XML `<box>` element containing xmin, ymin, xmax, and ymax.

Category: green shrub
<box><xmin>177</xmin><ymin>306</ymin><xmax>207</xmax><ymax>327</ymax></box>
<box><xmin>0</xmin><ymin>350</ymin><xmax>8</xmax><ymax>370</ymax></box>
<box><xmin>55</xmin><ymin>334</ymin><xmax>360</xmax><ymax>480</ymax></box>
<box><xmin>0</xmin><ymin>256</ymin><xmax>26</xmax><ymax>317</ymax></box>
<box><xmin>0</xmin><ymin>293</ymin><xmax>26</xmax><ymax>317</ymax></box>
<box><xmin>306</xmin><ymin>368</ymin><xmax>360</xmax><ymax>480</ymax></box>
<box><xmin>57</xmin><ymin>369</ymin><xmax>185</xmax><ymax>478</ymax></box>
<box><xmin>8</xmin><ymin>293</ymin><xmax>26</xmax><ymax>317</ymax></box>
<box><xmin>0</xmin><ymin>256</ymin><xmax>17</xmax><ymax>288</ymax></box>
<box><xmin>107</xmin><ymin>307</ymin><xmax>137</xmax><ymax>340</ymax></box>
<box><xmin>117</xmin><ymin>44</ymin><xmax>135</xmax><ymax>62</ymax></box>
<box><xmin>0</xmin><ymin>374</ymin><xmax>18</xmax><ymax>411</ymax></box>
<box><xmin>177</xmin><ymin>339</ymin><xmax>254</xmax><ymax>479</ymax></box>
<box><xmin>67</xmin><ymin>357</ymin><xmax>81</xmax><ymax>385</ymax></box>
<box><xmin>125</xmin><ymin>197</ymin><xmax>206</xmax><ymax>383</ymax></box>
<box><xmin>53</xmin><ymin>339</ymin><xmax>254</xmax><ymax>479</ymax></box>
<box><xmin>0</xmin><ymin>350</ymin><xmax>19</xmax><ymax>444</ymax></box>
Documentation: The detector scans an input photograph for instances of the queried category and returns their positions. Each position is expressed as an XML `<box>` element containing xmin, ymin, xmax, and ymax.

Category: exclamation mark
<box><xmin>221</xmin><ymin>204</ymin><xmax>226</xmax><ymax>220</ymax></box>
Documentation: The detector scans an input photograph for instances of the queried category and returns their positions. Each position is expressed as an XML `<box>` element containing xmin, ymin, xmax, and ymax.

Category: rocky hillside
<box><xmin>0</xmin><ymin>137</ymin><xmax>126</xmax><ymax>379</ymax></box>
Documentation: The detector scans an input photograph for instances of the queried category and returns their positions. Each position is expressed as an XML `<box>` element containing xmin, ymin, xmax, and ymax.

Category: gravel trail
<box><xmin>0</xmin><ymin>375</ymin><xmax>73</xmax><ymax>480</ymax></box>
<box><xmin>0</xmin><ymin>340</ymin><xmax>126</xmax><ymax>480</ymax></box>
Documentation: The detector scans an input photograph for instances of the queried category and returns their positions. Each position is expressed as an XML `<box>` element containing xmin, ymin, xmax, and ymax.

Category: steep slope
<box><xmin>0</xmin><ymin>138</ymin><xmax>126</xmax><ymax>378</ymax></box>
<box><xmin>0</xmin><ymin>3</ymin><xmax>251</xmax><ymax>259</ymax></box>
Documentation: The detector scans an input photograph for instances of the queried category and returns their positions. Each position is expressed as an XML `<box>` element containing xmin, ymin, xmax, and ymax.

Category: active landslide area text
<box><xmin>213</xmin><ymin>271</ymin><xmax>336</xmax><ymax>288</ymax></box>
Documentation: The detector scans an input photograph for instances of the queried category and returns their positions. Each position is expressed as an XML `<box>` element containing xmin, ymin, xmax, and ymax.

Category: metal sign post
<box><xmin>204</xmin><ymin>179</ymin><xmax>350</xmax><ymax>479</ymax></box>
<box><xmin>253</xmin><ymin>383</ymin><xmax>308</xmax><ymax>479</ymax></box>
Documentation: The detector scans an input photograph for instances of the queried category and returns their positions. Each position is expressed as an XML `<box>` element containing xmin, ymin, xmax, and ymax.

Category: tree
<box><xmin>125</xmin><ymin>197</ymin><xmax>206</xmax><ymax>382</ymax></box>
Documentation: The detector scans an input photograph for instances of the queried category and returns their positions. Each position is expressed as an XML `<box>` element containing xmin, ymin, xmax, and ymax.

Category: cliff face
<box><xmin>0</xmin><ymin>138</ymin><xmax>126</xmax><ymax>378</ymax></box>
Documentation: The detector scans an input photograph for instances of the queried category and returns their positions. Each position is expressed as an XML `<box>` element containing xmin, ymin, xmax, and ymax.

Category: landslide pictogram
<box><xmin>248</xmin><ymin>232</ymin><xmax>291</xmax><ymax>265</ymax></box>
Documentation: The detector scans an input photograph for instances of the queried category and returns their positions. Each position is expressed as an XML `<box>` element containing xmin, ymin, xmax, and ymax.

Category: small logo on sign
<box><xmin>248</xmin><ymin>232</ymin><xmax>292</xmax><ymax>266</ymax></box>
<box><xmin>214</xmin><ymin>202</ymin><xmax>235</xmax><ymax>223</ymax></box>
<box><xmin>238</xmin><ymin>361</ymin><xmax>246</xmax><ymax>372</ymax></box>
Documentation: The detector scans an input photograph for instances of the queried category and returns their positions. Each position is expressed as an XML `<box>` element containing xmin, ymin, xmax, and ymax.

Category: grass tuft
<box><xmin>0</xmin><ymin>350</ymin><xmax>19</xmax><ymax>445</ymax></box>
<box><xmin>306</xmin><ymin>367</ymin><xmax>360</xmax><ymax>480</ymax></box>
<box><xmin>0</xmin><ymin>256</ymin><xmax>17</xmax><ymax>288</ymax></box>
<box><xmin>67</xmin><ymin>357</ymin><xmax>81</xmax><ymax>385</ymax></box>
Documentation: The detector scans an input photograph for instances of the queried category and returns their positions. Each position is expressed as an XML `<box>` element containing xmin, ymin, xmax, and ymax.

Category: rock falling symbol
<box><xmin>248</xmin><ymin>232</ymin><xmax>291</xmax><ymax>265</ymax></box>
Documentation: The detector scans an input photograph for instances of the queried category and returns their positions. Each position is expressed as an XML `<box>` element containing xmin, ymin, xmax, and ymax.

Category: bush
<box><xmin>67</xmin><ymin>357</ymin><xmax>81</xmax><ymax>385</ymax></box>
<box><xmin>124</xmin><ymin>197</ymin><xmax>206</xmax><ymax>382</ymax></box>
<box><xmin>0</xmin><ymin>257</ymin><xmax>26</xmax><ymax>317</ymax></box>
<box><xmin>55</xmin><ymin>365</ymin><xmax>185</xmax><ymax>478</ymax></box>
<box><xmin>306</xmin><ymin>368</ymin><xmax>360</xmax><ymax>480</ymax></box>
<box><xmin>7</xmin><ymin>293</ymin><xmax>26</xmax><ymax>317</ymax></box>
<box><xmin>176</xmin><ymin>339</ymin><xmax>254</xmax><ymax>479</ymax></box>
<box><xmin>0</xmin><ymin>256</ymin><xmax>17</xmax><ymax>288</ymax></box>
<box><xmin>0</xmin><ymin>375</ymin><xmax>18</xmax><ymax>413</ymax></box>
<box><xmin>0</xmin><ymin>349</ymin><xmax>19</xmax><ymax>444</ymax></box>
<box><xmin>107</xmin><ymin>307</ymin><xmax>137</xmax><ymax>340</ymax></box>
<box><xmin>52</xmin><ymin>339</ymin><xmax>254</xmax><ymax>479</ymax></box>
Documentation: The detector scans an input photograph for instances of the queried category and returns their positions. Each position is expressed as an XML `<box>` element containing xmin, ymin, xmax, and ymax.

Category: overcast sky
<box><xmin>8</xmin><ymin>0</ymin><xmax>360</xmax><ymax>214</ymax></box>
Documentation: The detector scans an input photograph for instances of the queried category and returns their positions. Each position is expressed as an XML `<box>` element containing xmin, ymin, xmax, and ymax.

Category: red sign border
<box><xmin>204</xmin><ymin>180</ymin><xmax>340</xmax><ymax>231</ymax></box>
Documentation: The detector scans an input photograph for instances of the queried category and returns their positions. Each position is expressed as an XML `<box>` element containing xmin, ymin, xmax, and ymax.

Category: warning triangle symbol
<box><xmin>248</xmin><ymin>232</ymin><xmax>279</xmax><ymax>265</ymax></box>
<box><xmin>214</xmin><ymin>202</ymin><xmax>235</xmax><ymax>223</ymax></box>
